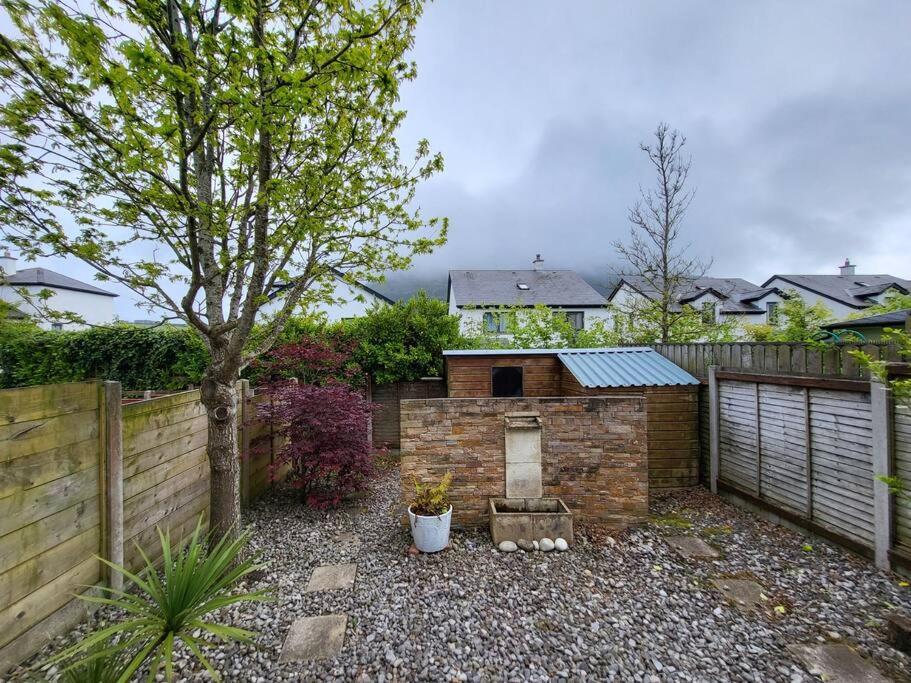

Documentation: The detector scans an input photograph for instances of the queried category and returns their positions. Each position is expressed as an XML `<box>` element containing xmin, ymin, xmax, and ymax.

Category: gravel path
<box><xmin>25</xmin><ymin>470</ymin><xmax>911</xmax><ymax>682</ymax></box>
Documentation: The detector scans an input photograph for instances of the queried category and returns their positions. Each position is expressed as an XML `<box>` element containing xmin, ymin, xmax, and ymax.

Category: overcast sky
<box><xmin>392</xmin><ymin>0</ymin><xmax>911</xmax><ymax>293</ymax></box>
<box><xmin>13</xmin><ymin>0</ymin><xmax>911</xmax><ymax>314</ymax></box>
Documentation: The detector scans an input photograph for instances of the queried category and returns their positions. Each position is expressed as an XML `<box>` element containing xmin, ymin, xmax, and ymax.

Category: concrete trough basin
<box><xmin>489</xmin><ymin>498</ymin><xmax>573</xmax><ymax>546</ymax></box>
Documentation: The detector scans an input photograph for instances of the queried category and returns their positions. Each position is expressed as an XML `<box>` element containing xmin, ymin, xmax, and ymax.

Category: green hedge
<box><xmin>0</xmin><ymin>292</ymin><xmax>468</xmax><ymax>390</ymax></box>
<box><xmin>0</xmin><ymin>322</ymin><xmax>208</xmax><ymax>390</ymax></box>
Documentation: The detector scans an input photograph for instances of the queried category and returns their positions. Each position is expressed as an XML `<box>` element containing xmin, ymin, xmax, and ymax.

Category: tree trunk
<box><xmin>201</xmin><ymin>375</ymin><xmax>241</xmax><ymax>543</ymax></box>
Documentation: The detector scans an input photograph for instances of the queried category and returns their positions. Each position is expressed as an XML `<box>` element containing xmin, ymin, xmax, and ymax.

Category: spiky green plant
<box><xmin>45</xmin><ymin>518</ymin><xmax>272</xmax><ymax>682</ymax></box>
<box><xmin>59</xmin><ymin>650</ymin><xmax>131</xmax><ymax>683</ymax></box>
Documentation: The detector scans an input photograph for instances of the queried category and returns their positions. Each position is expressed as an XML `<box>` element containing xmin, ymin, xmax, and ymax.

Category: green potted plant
<box><xmin>408</xmin><ymin>472</ymin><xmax>453</xmax><ymax>553</ymax></box>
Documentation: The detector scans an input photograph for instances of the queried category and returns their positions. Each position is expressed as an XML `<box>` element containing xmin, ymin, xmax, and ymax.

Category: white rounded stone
<box><xmin>498</xmin><ymin>540</ymin><xmax>518</xmax><ymax>552</ymax></box>
<box><xmin>555</xmin><ymin>538</ymin><xmax>569</xmax><ymax>551</ymax></box>
<box><xmin>539</xmin><ymin>538</ymin><xmax>555</xmax><ymax>552</ymax></box>
<box><xmin>532</xmin><ymin>541</ymin><xmax>540</xmax><ymax>550</ymax></box>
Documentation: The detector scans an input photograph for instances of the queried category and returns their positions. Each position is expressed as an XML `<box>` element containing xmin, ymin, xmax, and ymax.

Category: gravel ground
<box><xmin>21</xmin><ymin>469</ymin><xmax>911</xmax><ymax>682</ymax></box>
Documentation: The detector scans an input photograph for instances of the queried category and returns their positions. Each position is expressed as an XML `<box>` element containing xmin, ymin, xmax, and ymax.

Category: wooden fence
<box><xmin>706</xmin><ymin>365</ymin><xmax>911</xmax><ymax>570</ymax></box>
<box><xmin>0</xmin><ymin>380</ymin><xmax>278</xmax><ymax>675</ymax></box>
<box><xmin>653</xmin><ymin>341</ymin><xmax>901</xmax><ymax>381</ymax></box>
<box><xmin>370</xmin><ymin>378</ymin><xmax>446</xmax><ymax>449</ymax></box>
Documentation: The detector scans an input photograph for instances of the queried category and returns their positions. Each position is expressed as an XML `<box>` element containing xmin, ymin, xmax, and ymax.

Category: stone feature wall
<box><xmin>400</xmin><ymin>396</ymin><xmax>648</xmax><ymax>528</ymax></box>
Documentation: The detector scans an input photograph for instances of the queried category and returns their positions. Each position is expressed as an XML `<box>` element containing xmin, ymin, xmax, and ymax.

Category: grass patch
<box><xmin>651</xmin><ymin>513</ymin><xmax>693</xmax><ymax>530</ymax></box>
<box><xmin>702</xmin><ymin>524</ymin><xmax>733</xmax><ymax>537</ymax></box>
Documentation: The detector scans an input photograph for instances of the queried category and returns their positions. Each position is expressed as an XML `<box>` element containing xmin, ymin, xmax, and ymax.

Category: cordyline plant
<box><xmin>258</xmin><ymin>380</ymin><xmax>377</xmax><ymax>509</ymax></box>
<box><xmin>45</xmin><ymin>519</ymin><xmax>271</xmax><ymax>682</ymax></box>
<box><xmin>0</xmin><ymin>0</ymin><xmax>446</xmax><ymax>541</ymax></box>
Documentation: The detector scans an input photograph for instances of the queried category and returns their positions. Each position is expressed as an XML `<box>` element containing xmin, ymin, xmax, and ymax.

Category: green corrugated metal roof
<box><xmin>558</xmin><ymin>348</ymin><xmax>699</xmax><ymax>388</ymax></box>
<box><xmin>442</xmin><ymin>347</ymin><xmax>699</xmax><ymax>388</ymax></box>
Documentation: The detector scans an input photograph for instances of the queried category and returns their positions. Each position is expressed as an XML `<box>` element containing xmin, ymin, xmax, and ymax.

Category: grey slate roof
<box><xmin>269</xmin><ymin>267</ymin><xmax>395</xmax><ymax>304</ymax></box>
<box><xmin>443</xmin><ymin>347</ymin><xmax>699</xmax><ymax>388</ymax></box>
<box><xmin>761</xmin><ymin>274</ymin><xmax>911</xmax><ymax>309</ymax></box>
<box><xmin>5</xmin><ymin>268</ymin><xmax>117</xmax><ymax>297</ymax></box>
<box><xmin>448</xmin><ymin>270</ymin><xmax>606</xmax><ymax>308</ymax></box>
<box><xmin>822</xmin><ymin>309</ymin><xmax>910</xmax><ymax>329</ymax></box>
<box><xmin>609</xmin><ymin>276</ymin><xmax>772</xmax><ymax>314</ymax></box>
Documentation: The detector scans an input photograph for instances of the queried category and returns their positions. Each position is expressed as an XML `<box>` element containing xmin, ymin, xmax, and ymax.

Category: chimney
<box><xmin>532</xmin><ymin>254</ymin><xmax>544</xmax><ymax>270</ymax></box>
<box><xmin>0</xmin><ymin>249</ymin><xmax>15</xmax><ymax>278</ymax></box>
<box><xmin>839</xmin><ymin>258</ymin><xmax>855</xmax><ymax>276</ymax></box>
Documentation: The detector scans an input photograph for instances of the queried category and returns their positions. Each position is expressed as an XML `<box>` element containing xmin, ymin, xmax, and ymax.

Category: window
<box><xmin>563</xmin><ymin>311</ymin><xmax>584</xmax><ymax>331</ymax></box>
<box><xmin>483</xmin><ymin>311</ymin><xmax>509</xmax><ymax>333</ymax></box>
<box><xmin>492</xmin><ymin>366</ymin><xmax>523</xmax><ymax>397</ymax></box>
<box><xmin>700</xmin><ymin>302</ymin><xmax>716</xmax><ymax>324</ymax></box>
<box><xmin>767</xmin><ymin>301</ymin><xmax>779</xmax><ymax>324</ymax></box>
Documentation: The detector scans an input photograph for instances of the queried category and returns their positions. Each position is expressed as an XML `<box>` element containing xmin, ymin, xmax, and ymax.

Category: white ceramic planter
<box><xmin>408</xmin><ymin>505</ymin><xmax>452</xmax><ymax>553</ymax></box>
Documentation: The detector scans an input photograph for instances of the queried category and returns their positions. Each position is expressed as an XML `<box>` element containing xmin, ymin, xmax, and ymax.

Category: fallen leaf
<box><xmin>774</xmin><ymin>605</ymin><xmax>786</xmax><ymax>615</ymax></box>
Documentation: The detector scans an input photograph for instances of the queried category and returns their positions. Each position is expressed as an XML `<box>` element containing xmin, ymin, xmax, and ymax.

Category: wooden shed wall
<box><xmin>446</xmin><ymin>355</ymin><xmax>562</xmax><ymax>398</ymax></box>
<box><xmin>561</xmin><ymin>367</ymin><xmax>700</xmax><ymax>488</ymax></box>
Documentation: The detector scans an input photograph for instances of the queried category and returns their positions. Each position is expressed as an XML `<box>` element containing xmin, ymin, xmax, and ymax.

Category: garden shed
<box><xmin>443</xmin><ymin>347</ymin><xmax>701</xmax><ymax>489</ymax></box>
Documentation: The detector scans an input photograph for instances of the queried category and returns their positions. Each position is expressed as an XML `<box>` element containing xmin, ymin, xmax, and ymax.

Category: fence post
<box><xmin>871</xmin><ymin>379</ymin><xmax>894</xmax><ymax>571</ymax></box>
<box><xmin>237</xmin><ymin>379</ymin><xmax>252</xmax><ymax>508</ymax></box>
<box><xmin>102</xmin><ymin>381</ymin><xmax>124</xmax><ymax>590</ymax></box>
<box><xmin>708</xmin><ymin>365</ymin><xmax>720</xmax><ymax>494</ymax></box>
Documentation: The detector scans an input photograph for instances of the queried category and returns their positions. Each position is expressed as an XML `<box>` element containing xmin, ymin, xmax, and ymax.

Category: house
<box><xmin>447</xmin><ymin>256</ymin><xmax>610</xmax><ymax>335</ymax></box>
<box><xmin>822</xmin><ymin>308</ymin><xmax>911</xmax><ymax>342</ymax></box>
<box><xmin>261</xmin><ymin>267</ymin><xmax>394</xmax><ymax>322</ymax></box>
<box><xmin>607</xmin><ymin>275</ymin><xmax>784</xmax><ymax>330</ymax></box>
<box><xmin>762</xmin><ymin>259</ymin><xmax>911</xmax><ymax>320</ymax></box>
<box><xmin>0</xmin><ymin>251</ymin><xmax>117</xmax><ymax>329</ymax></box>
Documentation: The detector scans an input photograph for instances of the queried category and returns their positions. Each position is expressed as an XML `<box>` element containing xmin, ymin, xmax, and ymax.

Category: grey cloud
<box><xmin>391</xmin><ymin>1</ymin><xmax>911</xmax><ymax>297</ymax></box>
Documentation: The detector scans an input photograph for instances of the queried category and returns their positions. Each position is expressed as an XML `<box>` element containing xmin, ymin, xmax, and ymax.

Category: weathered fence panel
<box><xmin>0</xmin><ymin>380</ymin><xmax>280</xmax><ymax>675</ymax></box>
<box><xmin>371</xmin><ymin>378</ymin><xmax>446</xmax><ymax>449</ymax></box>
<box><xmin>0</xmin><ymin>382</ymin><xmax>104</xmax><ymax>674</ymax></box>
<box><xmin>707</xmin><ymin>367</ymin><xmax>898</xmax><ymax>564</ymax></box>
<box><xmin>895</xmin><ymin>402</ymin><xmax>911</xmax><ymax>554</ymax></box>
<box><xmin>654</xmin><ymin>342</ymin><xmax>899</xmax><ymax>380</ymax></box>
<box><xmin>122</xmin><ymin>389</ymin><xmax>209</xmax><ymax>571</ymax></box>
<box><xmin>808</xmin><ymin>389</ymin><xmax>875</xmax><ymax>546</ymax></box>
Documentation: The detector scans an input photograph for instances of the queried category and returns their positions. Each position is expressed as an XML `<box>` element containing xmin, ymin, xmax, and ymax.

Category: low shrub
<box><xmin>258</xmin><ymin>381</ymin><xmax>377</xmax><ymax>509</ymax></box>
<box><xmin>409</xmin><ymin>471</ymin><xmax>453</xmax><ymax>516</ymax></box>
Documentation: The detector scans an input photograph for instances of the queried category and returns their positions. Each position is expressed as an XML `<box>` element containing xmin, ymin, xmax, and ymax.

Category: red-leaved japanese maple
<box><xmin>258</xmin><ymin>380</ymin><xmax>377</xmax><ymax>509</ymax></box>
<box><xmin>249</xmin><ymin>332</ymin><xmax>364</xmax><ymax>388</ymax></box>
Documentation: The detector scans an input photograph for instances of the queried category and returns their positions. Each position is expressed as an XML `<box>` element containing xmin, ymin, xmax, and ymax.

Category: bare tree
<box><xmin>613</xmin><ymin>123</ymin><xmax>709</xmax><ymax>343</ymax></box>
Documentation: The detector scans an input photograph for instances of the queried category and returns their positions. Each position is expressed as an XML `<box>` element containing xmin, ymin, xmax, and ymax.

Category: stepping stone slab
<box><xmin>334</xmin><ymin>532</ymin><xmax>361</xmax><ymax>546</ymax></box>
<box><xmin>788</xmin><ymin>644</ymin><xmax>890</xmax><ymax>683</ymax></box>
<box><xmin>306</xmin><ymin>563</ymin><xmax>357</xmax><ymax>592</ymax></box>
<box><xmin>711</xmin><ymin>578</ymin><xmax>766</xmax><ymax>613</ymax></box>
<box><xmin>666</xmin><ymin>536</ymin><xmax>719</xmax><ymax>559</ymax></box>
<box><xmin>280</xmin><ymin>614</ymin><xmax>347</xmax><ymax>662</ymax></box>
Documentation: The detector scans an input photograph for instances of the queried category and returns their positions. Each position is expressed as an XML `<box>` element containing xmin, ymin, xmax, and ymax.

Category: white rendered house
<box><xmin>762</xmin><ymin>259</ymin><xmax>910</xmax><ymax>321</ymax></box>
<box><xmin>0</xmin><ymin>252</ymin><xmax>117</xmax><ymax>330</ymax></box>
<box><xmin>448</xmin><ymin>256</ymin><xmax>610</xmax><ymax>337</ymax></box>
<box><xmin>261</xmin><ymin>267</ymin><xmax>394</xmax><ymax>322</ymax></box>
